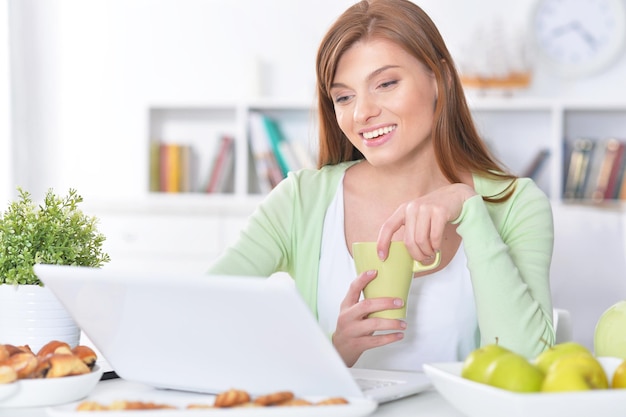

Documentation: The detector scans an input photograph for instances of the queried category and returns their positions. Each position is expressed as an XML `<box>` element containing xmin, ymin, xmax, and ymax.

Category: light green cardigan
<box><xmin>208</xmin><ymin>161</ymin><xmax>555</xmax><ymax>358</ymax></box>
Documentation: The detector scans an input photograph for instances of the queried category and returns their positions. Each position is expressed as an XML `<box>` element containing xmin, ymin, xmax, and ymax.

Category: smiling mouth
<box><xmin>362</xmin><ymin>125</ymin><xmax>396</xmax><ymax>140</ymax></box>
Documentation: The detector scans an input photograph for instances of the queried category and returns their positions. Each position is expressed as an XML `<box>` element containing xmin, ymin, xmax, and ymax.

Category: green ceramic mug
<box><xmin>352</xmin><ymin>241</ymin><xmax>441</xmax><ymax>319</ymax></box>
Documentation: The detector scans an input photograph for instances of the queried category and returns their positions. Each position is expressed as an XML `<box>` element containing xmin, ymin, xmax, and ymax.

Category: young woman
<box><xmin>208</xmin><ymin>0</ymin><xmax>554</xmax><ymax>370</ymax></box>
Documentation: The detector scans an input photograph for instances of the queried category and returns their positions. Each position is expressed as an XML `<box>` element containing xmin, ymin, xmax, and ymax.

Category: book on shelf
<box><xmin>522</xmin><ymin>148</ymin><xmax>550</xmax><ymax>180</ymax></box>
<box><xmin>262</xmin><ymin>115</ymin><xmax>291</xmax><ymax>177</ymax></box>
<box><xmin>581</xmin><ymin>138</ymin><xmax>608</xmax><ymax>200</ymax></box>
<box><xmin>563</xmin><ymin>137</ymin><xmax>626</xmax><ymax>202</ymax></box>
<box><xmin>563</xmin><ymin>138</ymin><xmax>594</xmax><ymax>200</ymax></box>
<box><xmin>151</xmin><ymin>142</ymin><xmax>194</xmax><ymax>193</ymax></box>
<box><xmin>616</xmin><ymin>148</ymin><xmax>626</xmax><ymax>199</ymax></box>
<box><xmin>285</xmin><ymin>139</ymin><xmax>316</xmax><ymax>170</ymax></box>
<box><xmin>588</xmin><ymin>138</ymin><xmax>623</xmax><ymax>201</ymax></box>
<box><xmin>267</xmin><ymin>151</ymin><xmax>285</xmax><ymax>188</ymax></box>
<box><xmin>160</xmin><ymin>143</ymin><xmax>181</xmax><ymax>193</ymax></box>
<box><xmin>248</xmin><ymin>111</ymin><xmax>318</xmax><ymax>193</ymax></box>
<box><xmin>205</xmin><ymin>135</ymin><xmax>235</xmax><ymax>194</ymax></box>
<box><xmin>248</xmin><ymin>112</ymin><xmax>282</xmax><ymax>193</ymax></box>
<box><xmin>604</xmin><ymin>140</ymin><xmax>625</xmax><ymax>200</ymax></box>
<box><xmin>179</xmin><ymin>144</ymin><xmax>192</xmax><ymax>193</ymax></box>
<box><xmin>149</xmin><ymin>142</ymin><xmax>161</xmax><ymax>192</ymax></box>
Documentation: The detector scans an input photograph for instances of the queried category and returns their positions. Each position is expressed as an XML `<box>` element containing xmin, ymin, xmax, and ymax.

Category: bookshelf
<box><xmin>146</xmin><ymin>98</ymin><xmax>626</xmax><ymax>205</ymax></box>
<box><xmin>147</xmin><ymin>100</ymin><xmax>318</xmax><ymax>198</ymax></box>
<box><xmin>132</xmin><ymin>96</ymin><xmax>626</xmax><ymax>279</ymax></box>
<box><xmin>146</xmin><ymin>98</ymin><xmax>626</xmax><ymax>208</ymax></box>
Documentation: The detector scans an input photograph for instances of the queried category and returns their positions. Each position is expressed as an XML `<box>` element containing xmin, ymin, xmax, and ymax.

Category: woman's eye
<box><xmin>334</xmin><ymin>94</ymin><xmax>351</xmax><ymax>104</ymax></box>
<box><xmin>379</xmin><ymin>80</ymin><xmax>398</xmax><ymax>89</ymax></box>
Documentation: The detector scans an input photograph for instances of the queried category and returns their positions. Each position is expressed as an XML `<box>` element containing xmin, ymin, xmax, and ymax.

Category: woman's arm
<box><xmin>455</xmin><ymin>179</ymin><xmax>555</xmax><ymax>358</ymax></box>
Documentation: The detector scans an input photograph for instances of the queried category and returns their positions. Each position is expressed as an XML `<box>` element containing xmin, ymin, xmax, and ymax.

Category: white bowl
<box><xmin>423</xmin><ymin>357</ymin><xmax>626</xmax><ymax>417</ymax></box>
<box><xmin>0</xmin><ymin>365</ymin><xmax>104</xmax><ymax>408</ymax></box>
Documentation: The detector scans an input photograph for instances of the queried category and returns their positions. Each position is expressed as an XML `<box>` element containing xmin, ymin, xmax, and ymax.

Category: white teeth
<box><xmin>363</xmin><ymin>125</ymin><xmax>396</xmax><ymax>139</ymax></box>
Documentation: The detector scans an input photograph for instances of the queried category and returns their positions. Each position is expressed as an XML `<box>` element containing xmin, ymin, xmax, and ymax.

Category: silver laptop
<box><xmin>34</xmin><ymin>264</ymin><xmax>431</xmax><ymax>403</ymax></box>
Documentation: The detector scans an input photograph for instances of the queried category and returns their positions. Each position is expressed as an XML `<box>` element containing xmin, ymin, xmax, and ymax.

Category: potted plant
<box><xmin>0</xmin><ymin>187</ymin><xmax>110</xmax><ymax>351</ymax></box>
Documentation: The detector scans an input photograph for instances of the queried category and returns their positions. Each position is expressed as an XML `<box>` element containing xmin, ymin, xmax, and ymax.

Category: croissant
<box><xmin>37</xmin><ymin>340</ymin><xmax>72</xmax><ymax>360</ymax></box>
<box><xmin>0</xmin><ymin>365</ymin><xmax>17</xmax><ymax>384</ymax></box>
<box><xmin>72</xmin><ymin>345</ymin><xmax>97</xmax><ymax>369</ymax></box>
<box><xmin>45</xmin><ymin>353</ymin><xmax>90</xmax><ymax>378</ymax></box>
<box><xmin>4</xmin><ymin>344</ymin><xmax>32</xmax><ymax>356</ymax></box>
<box><xmin>213</xmin><ymin>389</ymin><xmax>251</xmax><ymax>407</ymax></box>
<box><xmin>1</xmin><ymin>351</ymin><xmax>39</xmax><ymax>379</ymax></box>
<box><xmin>0</xmin><ymin>345</ymin><xmax>9</xmax><ymax>363</ymax></box>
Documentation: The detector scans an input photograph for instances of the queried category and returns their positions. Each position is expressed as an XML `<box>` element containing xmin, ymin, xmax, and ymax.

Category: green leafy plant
<box><xmin>0</xmin><ymin>187</ymin><xmax>110</xmax><ymax>285</ymax></box>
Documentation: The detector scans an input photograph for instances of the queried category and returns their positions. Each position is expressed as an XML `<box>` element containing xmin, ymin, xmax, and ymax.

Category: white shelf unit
<box><xmin>116</xmin><ymin>97</ymin><xmax>626</xmax><ymax>275</ymax></box>
<box><xmin>468</xmin><ymin>98</ymin><xmax>559</xmax><ymax>199</ymax></box>
<box><xmin>147</xmin><ymin>98</ymin><xmax>626</xmax><ymax>205</ymax></box>
<box><xmin>148</xmin><ymin>100</ymin><xmax>318</xmax><ymax>198</ymax></box>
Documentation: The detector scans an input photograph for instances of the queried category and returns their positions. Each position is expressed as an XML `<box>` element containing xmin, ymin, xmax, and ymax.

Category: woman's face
<box><xmin>330</xmin><ymin>38</ymin><xmax>438</xmax><ymax>168</ymax></box>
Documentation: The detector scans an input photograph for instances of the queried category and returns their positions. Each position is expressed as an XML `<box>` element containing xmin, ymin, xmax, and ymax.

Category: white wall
<box><xmin>0</xmin><ymin>0</ymin><xmax>10</xmax><ymax>205</ymax></box>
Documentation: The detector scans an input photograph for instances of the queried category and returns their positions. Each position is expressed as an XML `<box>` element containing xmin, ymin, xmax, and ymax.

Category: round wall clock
<box><xmin>530</xmin><ymin>0</ymin><xmax>626</xmax><ymax>77</ymax></box>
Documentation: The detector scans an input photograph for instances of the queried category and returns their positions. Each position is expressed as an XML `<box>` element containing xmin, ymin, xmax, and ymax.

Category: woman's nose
<box><xmin>353</xmin><ymin>95</ymin><xmax>381</xmax><ymax>125</ymax></box>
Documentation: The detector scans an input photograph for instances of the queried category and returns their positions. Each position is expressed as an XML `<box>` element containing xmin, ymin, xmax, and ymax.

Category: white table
<box><xmin>5</xmin><ymin>378</ymin><xmax>465</xmax><ymax>417</ymax></box>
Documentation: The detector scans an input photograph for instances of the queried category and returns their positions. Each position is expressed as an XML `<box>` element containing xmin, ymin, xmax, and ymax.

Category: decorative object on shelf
<box><xmin>457</xmin><ymin>16</ymin><xmax>533</xmax><ymax>95</ymax></box>
<box><xmin>529</xmin><ymin>0</ymin><xmax>626</xmax><ymax>78</ymax></box>
<box><xmin>0</xmin><ymin>188</ymin><xmax>110</xmax><ymax>351</ymax></box>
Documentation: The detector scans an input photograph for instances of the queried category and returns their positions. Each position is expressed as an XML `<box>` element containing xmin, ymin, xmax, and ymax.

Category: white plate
<box><xmin>423</xmin><ymin>357</ymin><xmax>626</xmax><ymax>417</ymax></box>
<box><xmin>0</xmin><ymin>382</ymin><xmax>19</xmax><ymax>402</ymax></box>
<box><xmin>0</xmin><ymin>365</ymin><xmax>104</xmax><ymax>408</ymax></box>
<box><xmin>46</xmin><ymin>389</ymin><xmax>378</xmax><ymax>417</ymax></box>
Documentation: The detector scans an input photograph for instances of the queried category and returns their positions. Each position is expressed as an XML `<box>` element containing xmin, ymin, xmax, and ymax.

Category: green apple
<box><xmin>612</xmin><ymin>359</ymin><xmax>626</xmax><ymax>389</ymax></box>
<box><xmin>461</xmin><ymin>343</ymin><xmax>511</xmax><ymax>384</ymax></box>
<box><xmin>595</xmin><ymin>300</ymin><xmax>626</xmax><ymax>359</ymax></box>
<box><xmin>484</xmin><ymin>352</ymin><xmax>544</xmax><ymax>393</ymax></box>
<box><xmin>541</xmin><ymin>352</ymin><xmax>609</xmax><ymax>392</ymax></box>
<box><xmin>534</xmin><ymin>341</ymin><xmax>593</xmax><ymax>374</ymax></box>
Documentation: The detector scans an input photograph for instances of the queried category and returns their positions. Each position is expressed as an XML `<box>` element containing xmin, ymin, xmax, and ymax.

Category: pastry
<box><xmin>186</xmin><ymin>404</ymin><xmax>215</xmax><ymax>409</ymax></box>
<box><xmin>72</xmin><ymin>345</ymin><xmax>97</xmax><ymax>369</ymax></box>
<box><xmin>0</xmin><ymin>345</ymin><xmax>9</xmax><ymax>363</ymax></box>
<box><xmin>316</xmin><ymin>397</ymin><xmax>349</xmax><ymax>405</ymax></box>
<box><xmin>0</xmin><ymin>365</ymin><xmax>17</xmax><ymax>384</ymax></box>
<box><xmin>108</xmin><ymin>401</ymin><xmax>176</xmax><ymax>410</ymax></box>
<box><xmin>76</xmin><ymin>401</ymin><xmax>109</xmax><ymax>411</ymax></box>
<box><xmin>278</xmin><ymin>398</ymin><xmax>313</xmax><ymax>406</ymax></box>
<box><xmin>253</xmin><ymin>390</ymin><xmax>294</xmax><ymax>406</ymax></box>
<box><xmin>45</xmin><ymin>353</ymin><xmax>90</xmax><ymax>378</ymax></box>
<box><xmin>4</xmin><ymin>344</ymin><xmax>32</xmax><ymax>356</ymax></box>
<box><xmin>1</xmin><ymin>351</ymin><xmax>38</xmax><ymax>379</ymax></box>
<box><xmin>36</xmin><ymin>340</ymin><xmax>72</xmax><ymax>360</ymax></box>
<box><xmin>213</xmin><ymin>388</ymin><xmax>251</xmax><ymax>407</ymax></box>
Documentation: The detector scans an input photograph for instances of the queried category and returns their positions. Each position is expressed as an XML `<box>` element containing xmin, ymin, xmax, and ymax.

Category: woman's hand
<box><xmin>332</xmin><ymin>269</ymin><xmax>407</xmax><ymax>367</ymax></box>
<box><xmin>377</xmin><ymin>183</ymin><xmax>476</xmax><ymax>262</ymax></box>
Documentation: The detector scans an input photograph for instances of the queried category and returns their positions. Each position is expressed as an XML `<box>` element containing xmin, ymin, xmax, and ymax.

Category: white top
<box><xmin>318</xmin><ymin>176</ymin><xmax>478</xmax><ymax>371</ymax></box>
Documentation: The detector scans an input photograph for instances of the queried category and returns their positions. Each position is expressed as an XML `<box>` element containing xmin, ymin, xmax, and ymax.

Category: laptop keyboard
<box><xmin>355</xmin><ymin>377</ymin><xmax>404</xmax><ymax>392</ymax></box>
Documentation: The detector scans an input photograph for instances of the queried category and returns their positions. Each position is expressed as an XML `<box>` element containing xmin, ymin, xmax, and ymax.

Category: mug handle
<box><xmin>412</xmin><ymin>251</ymin><xmax>441</xmax><ymax>272</ymax></box>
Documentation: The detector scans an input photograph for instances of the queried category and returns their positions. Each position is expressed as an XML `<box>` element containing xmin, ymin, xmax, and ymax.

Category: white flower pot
<box><xmin>0</xmin><ymin>284</ymin><xmax>80</xmax><ymax>353</ymax></box>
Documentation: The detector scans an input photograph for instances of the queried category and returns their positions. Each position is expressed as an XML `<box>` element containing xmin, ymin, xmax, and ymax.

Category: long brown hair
<box><xmin>315</xmin><ymin>0</ymin><xmax>516</xmax><ymax>201</ymax></box>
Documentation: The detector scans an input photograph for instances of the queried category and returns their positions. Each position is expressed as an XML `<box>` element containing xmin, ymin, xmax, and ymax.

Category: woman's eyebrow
<box><xmin>331</xmin><ymin>65</ymin><xmax>400</xmax><ymax>90</ymax></box>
